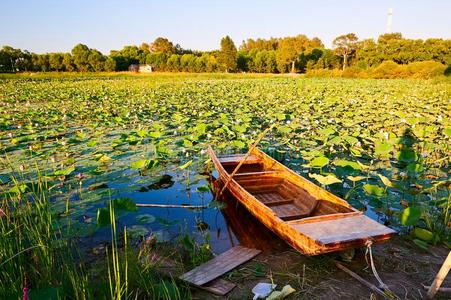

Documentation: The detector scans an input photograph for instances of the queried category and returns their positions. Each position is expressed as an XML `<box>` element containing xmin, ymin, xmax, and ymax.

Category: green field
<box><xmin>1</xmin><ymin>73</ymin><xmax>450</xmax><ymax>298</ymax></box>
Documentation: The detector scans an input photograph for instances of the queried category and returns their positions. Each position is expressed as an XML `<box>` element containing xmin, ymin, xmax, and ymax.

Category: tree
<box><xmin>166</xmin><ymin>54</ymin><xmax>181</xmax><ymax>71</ymax></box>
<box><xmin>0</xmin><ymin>46</ymin><xmax>32</xmax><ymax>72</ymax></box>
<box><xmin>32</xmin><ymin>53</ymin><xmax>50</xmax><ymax>72</ymax></box>
<box><xmin>276</xmin><ymin>37</ymin><xmax>300</xmax><ymax>73</ymax></box>
<box><xmin>71</xmin><ymin>44</ymin><xmax>91</xmax><ymax>72</ymax></box>
<box><xmin>218</xmin><ymin>36</ymin><xmax>237</xmax><ymax>72</ymax></box>
<box><xmin>236</xmin><ymin>51</ymin><xmax>249</xmax><ymax>72</ymax></box>
<box><xmin>332</xmin><ymin>33</ymin><xmax>358</xmax><ymax>70</ymax></box>
<box><xmin>62</xmin><ymin>53</ymin><xmax>75</xmax><ymax>71</ymax></box>
<box><xmin>104</xmin><ymin>57</ymin><xmax>117</xmax><ymax>72</ymax></box>
<box><xmin>88</xmin><ymin>49</ymin><xmax>105</xmax><ymax>72</ymax></box>
<box><xmin>49</xmin><ymin>53</ymin><xmax>64</xmax><ymax>71</ymax></box>
<box><xmin>275</xmin><ymin>35</ymin><xmax>323</xmax><ymax>73</ymax></box>
<box><xmin>150</xmin><ymin>37</ymin><xmax>175</xmax><ymax>54</ymax></box>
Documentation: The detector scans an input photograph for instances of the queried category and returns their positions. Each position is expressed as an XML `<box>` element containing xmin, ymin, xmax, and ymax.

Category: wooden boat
<box><xmin>208</xmin><ymin>146</ymin><xmax>396</xmax><ymax>256</ymax></box>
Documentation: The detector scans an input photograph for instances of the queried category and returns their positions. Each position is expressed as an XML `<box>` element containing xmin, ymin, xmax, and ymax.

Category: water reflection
<box><xmin>211</xmin><ymin>177</ymin><xmax>288</xmax><ymax>253</ymax></box>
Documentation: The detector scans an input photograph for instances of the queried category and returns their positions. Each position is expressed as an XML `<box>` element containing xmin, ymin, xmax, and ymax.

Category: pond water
<box><xmin>65</xmin><ymin>149</ymin><xmax>384</xmax><ymax>256</ymax></box>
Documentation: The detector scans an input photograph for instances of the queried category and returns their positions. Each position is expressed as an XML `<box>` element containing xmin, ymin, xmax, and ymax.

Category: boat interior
<box><xmin>219</xmin><ymin>154</ymin><xmax>354</xmax><ymax>221</ymax></box>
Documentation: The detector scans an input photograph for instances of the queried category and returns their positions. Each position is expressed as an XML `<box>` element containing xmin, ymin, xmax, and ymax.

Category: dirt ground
<box><xmin>191</xmin><ymin>236</ymin><xmax>450</xmax><ymax>300</ymax></box>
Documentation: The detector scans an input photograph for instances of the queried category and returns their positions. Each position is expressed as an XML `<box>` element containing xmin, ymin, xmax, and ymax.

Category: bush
<box><xmin>342</xmin><ymin>66</ymin><xmax>364</xmax><ymax>78</ymax></box>
<box><xmin>406</xmin><ymin>61</ymin><xmax>446</xmax><ymax>79</ymax></box>
<box><xmin>306</xmin><ymin>68</ymin><xmax>343</xmax><ymax>77</ymax></box>
<box><xmin>307</xmin><ymin>61</ymin><xmax>447</xmax><ymax>79</ymax></box>
<box><xmin>371</xmin><ymin>61</ymin><xmax>400</xmax><ymax>78</ymax></box>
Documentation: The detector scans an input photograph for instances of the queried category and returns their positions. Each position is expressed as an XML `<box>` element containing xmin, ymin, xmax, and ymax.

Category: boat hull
<box><xmin>208</xmin><ymin>146</ymin><xmax>396</xmax><ymax>256</ymax></box>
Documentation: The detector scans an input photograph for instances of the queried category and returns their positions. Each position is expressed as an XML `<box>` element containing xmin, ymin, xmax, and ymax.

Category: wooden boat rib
<box><xmin>208</xmin><ymin>146</ymin><xmax>396</xmax><ymax>256</ymax></box>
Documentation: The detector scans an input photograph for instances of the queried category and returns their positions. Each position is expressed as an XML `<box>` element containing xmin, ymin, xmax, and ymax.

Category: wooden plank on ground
<box><xmin>179</xmin><ymin>245</ymin><xmax>261</xmax><ymax>286</ymax></box>
<box><xmin>199</xmin><ymin>278</ymin><xmax>236</xmax><ymax>296</ymax></box>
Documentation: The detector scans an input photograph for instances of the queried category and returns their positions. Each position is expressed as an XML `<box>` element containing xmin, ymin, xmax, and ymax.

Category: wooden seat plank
<box><xmin>254</xmin><ymin>192</ymin><xmax>291</xmax><ymax>206</ymax></box>
<box><xmin>291</xmin><ymin>215</ymin><xmax>396</xmax><ymax>246</ymax></box>
<box><xmin>179</xmin><ymin>245</ymin><xmax>261</xmax><ymax>286</ymax></box>
<box><xmin>218</xmin><ymin>154</ymin><xmax>260</xmax><ymax>165</ymax></box>
<box><xmin>234</xmin><ymin>170</ymin><xmax>280</xmax><ymax>177</ymax></box>
<box><xmin>271</xmin><ymin>203</ymin><xmax>307</xmax><ymax>220</ymax></box>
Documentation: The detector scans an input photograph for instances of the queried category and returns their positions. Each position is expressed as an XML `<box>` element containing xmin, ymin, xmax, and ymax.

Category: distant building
<box><xmin>128</xmin><ymin>64</ymin><xmax>153</xmax><ymax>73</ymax></box>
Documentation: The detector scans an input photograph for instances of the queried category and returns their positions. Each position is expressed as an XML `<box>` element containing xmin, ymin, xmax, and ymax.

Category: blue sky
<box><xmin>1</xmin><ymin>0</ymin><xmax>450</xmax><ymax>54</ymax></box>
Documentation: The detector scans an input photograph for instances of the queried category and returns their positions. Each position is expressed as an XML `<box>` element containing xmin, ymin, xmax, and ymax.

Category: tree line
<box><xmin>1</xmin><ymin>33</ymin><xmax>450</xmax><ymax>75</ymax></box>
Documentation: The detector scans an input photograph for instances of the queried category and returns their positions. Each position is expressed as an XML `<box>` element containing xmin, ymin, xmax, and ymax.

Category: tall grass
<box><xmin>0</xmin><ymin>165</ymin><xmax>192</xmax><ymax>299</ymax></box>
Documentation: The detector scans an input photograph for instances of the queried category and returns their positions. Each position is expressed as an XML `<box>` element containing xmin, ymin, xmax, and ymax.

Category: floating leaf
<box><xmin>377</xmin><ymin>174</ymin><xmax>394</xmax><ymax>187</ymax></box>
<box><xmin>127</xmin><ymin>225</ymin><xmax>149</xmax><ymax>239</ymax></box>
<box><xmin>407</xmin><ymin>163</ymin><xmax>424</xmax><ymax>176</ymax></box>
<box><xmin>54</xmin><ymin>165</ymin><xmax>75</xmax><ymax>176</ymax></box>
<box><xmin>88</xmin><ymin>182</ymin><xmax>108</xmax><ymax>191</ymax></box>
<box><xmin>131</xmin><ymin>159</ymin><xmax>158</xmax><ymax>170</ymax></box>
<box><xmin>131</xmin><ymin>159</ymin><xmax>149</xmax><ymax>169</ymax></box>
<box><xmin>179</xmin><ymin>160</ymin><xmax>193</xmax><ymax>170</ymax></box>
<box><xmin>98</xmin><ymin>154</ymin><xmax>111</xmax><ymax>163</ymax></box>
<box><xmin>347</xmin><ymin>175</ymin><xmax>366</xmax><ymax>182</ymax></box>
<box><xmin>87</xmin><ymin>140</ymin><xmax>97</xmax><ymax>147</ymax></box>
<box><xmin>363</xmin><ymin>184</ymin><xmax>385</xmax><ymax>197</ymax></box>
<box><xmin>399</xmin><ymin>206</ymin><xmax>421</xmax><ymax>226</ymax></box>
<box><xmin>196</xmin><ymin>185</ymin><xmax>210</xmax><ymax>193</ymax></box>
<box><xmin>136</xmin><ymin>214</ymin><xmax>156</xmax><ymax>224</ymax></box>
<box><xmin>309</xmin><ymin>173</ymin><xmax>341</xmax><ymax>186</ymax></box>
<box><xmin>317</xmin><ymin>127</ymin><xmax>335</xmax><ymax>137</ymax></box>
<box><xmin>277</xmin><ymin>126</ymin><xmax>292</xmax><ymax>134</ymax></box>
<box><xmin>309</xmin><ymin>156</ymin><xmax>329</xmax><ymax>168</ymax></box>
<box><xmin>112</xmin><ymin>197</ymin><xmax>137</xmax><ymax>212</ymax></box>
<box><xmin>333</xmin><ymin>159</ymin><xmax>362</xmax><ymax>170</ymax></box>
<box><xmin>374</xmin><ymin>140</ymin><xmax>392</xmax><ymax>157</ymax></box>
<box><xmin>232</xmin><ymin>124</ymin><xmax>247</xmax><ymax>133</ymax></box>
<box><xmin>414</xmin><ymin>228</ymin><xmax>433</xmax><ymax>242</ymax></box>
<box><xmin>231</xmin><ymin>140</ymin><xmax>245</xmax><ymax>148</ymax></box>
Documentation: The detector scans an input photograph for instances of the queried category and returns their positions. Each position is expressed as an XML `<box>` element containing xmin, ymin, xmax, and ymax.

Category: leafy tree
<box><xmin>71</xmin><ymin>44</ymin><xmax>91</xmax><ymax>72</ymax></box>
<box><xmin>166</xmin><ymin>54</ymin><xmax>181</xmax><ymax>71</ymax></box>
<box><xmin>236</xmin><ymin>51</ymin><xmax>249</xmax><ymax>72</ymax></box>
<box><xmin>276</xmin><ymin>37</ymin><xmax>300</xmax><ymax>73</ymax></box>
<box><xmin>88</xmin><ymin>49</ymin><xmax>105</xmax><ymax>72</ymax></box>
<box><xmin>218</xmin><ymin>36</ymin><xmax>237</xmax><ymax>72</ymax></box>
<box><xmin>180</xmin><ymin>54</ymin><xmax>196</xmax><ymax>72</ymax></box>
<box><xmin>32</xmin><ymin>53</ymin><xmax>50</xmax><ymax>72</ymax></box>
<box><xmin>240</xmin><ymin>38</ymin><xmax>279</xmax><ymax>52</ymax></box>
<box><xmin>104</xmin><ymin>57</ymin><xmax>117</xmax><ymax>72</ymax></box>
<box><xmin>275</xmin><ymin>35</ymin><xmax>323</xmax><ymax>73</ymax></box>
<box><xmin>150</xmin><ymin>37</ymin><xmax>175</xmax><ymax>54</ymax></box>
<box><xmin>49</xmin><ymin>53</ymin><xmax>64</xmax><ymax>71</ymax></box>
<box><xmin>0</xmin><ymin>46</ymin><xmax>32</xmax><ymax>72</ymax></box>
<box><xmin>62</xmin><ymin>53</ymin><xmax>75</xmax><ymax>71</ymax></box>
<box><xmin>146</xmin><ymin>52</ymin><xmax>168</xmax><ymax>70</ymax></box>
<box><xmin>333</xmin><ymin>33</ymin><xmax>358</xmax><ymax>70</ymax></box>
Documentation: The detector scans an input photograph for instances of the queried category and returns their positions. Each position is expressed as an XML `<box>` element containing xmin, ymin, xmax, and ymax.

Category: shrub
<box><xmin>406</xmin><ymin>61</ymin><xmax>446</xmax><ymax>79</ymax></box>
<box><xmin>371</xmin><ymin>61</ymin><xmax>400</xmax><ymax>79</ymax></box>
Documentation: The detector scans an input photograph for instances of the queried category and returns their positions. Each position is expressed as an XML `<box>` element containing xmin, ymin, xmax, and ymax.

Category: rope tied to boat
<box><xmin>365</xmin><ymin>240</ymin><xmax>399</xmax><ymax>299</ymax></box>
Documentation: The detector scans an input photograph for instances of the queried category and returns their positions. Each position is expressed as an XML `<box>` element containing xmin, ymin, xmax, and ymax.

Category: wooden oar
<box><xmin>215</xmin><ymin>124</ymin><xmax>275</xmax><ymax>200</ymax></box>
<box><xmin>427</xmin><ymin>250</ymin><xmax>451</xmax><ymax>299</ymax></box>
<box><xmin>136</xmin><ymin>203</ymin><xmax>207</xmax><ymax>209</ymax></box>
